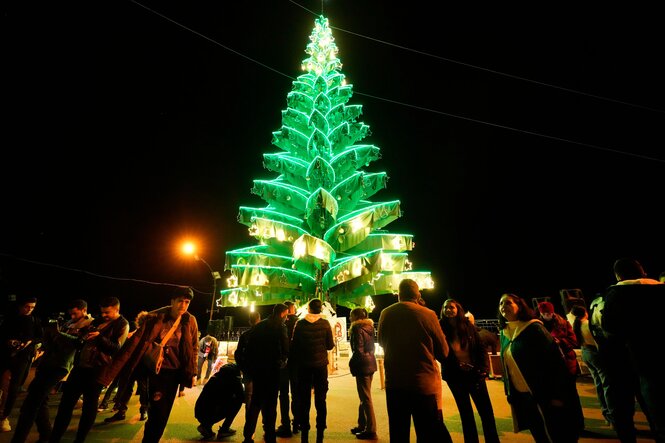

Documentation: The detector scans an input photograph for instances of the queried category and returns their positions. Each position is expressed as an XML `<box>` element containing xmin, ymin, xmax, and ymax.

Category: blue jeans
<box><xmin>582</xmin><ymin>346</ymin><xmax>610</xmax><ymax>421</ymax></box>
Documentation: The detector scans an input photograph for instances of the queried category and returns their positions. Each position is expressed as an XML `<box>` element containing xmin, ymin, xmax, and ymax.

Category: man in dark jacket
<box><xmin>50</xmin><ymin>296</ymin><xmax>129</xmax><ymax>443</ymax></box>
<box><xmin>96</xmin><ymin>286</ymin><xmax>198</xmax><ymax>443</ymax></box>
<box><xmin>600</xmin><ymin>258</ymin><xmax>665</xmax><ymax>442</ymax></box>
<box><xmin>290</xmin><ymin>298</ymin><xmax>334</xmax><ymax>443</ymax></box>
<box><xmin>277</xmin><ymin>301</ymin><xmax>300</xmax><ymax>437</ymax></box>
<box><xmin>9</xmin><ymin>299</ymin><xmax>91</xmax><ymax>443</ymax></box>
<box><xmin>241</xmin><ymin>304</ymin><xmax>289</xmax><ymax>443</ymax></box>
<box><xmin>378</xmin><ymin>279</ymin><xmax>452</xmax><ymax>443</ymax></box>
<box><xmin>0</xmin><ymin>295</ymin><xmax>43</xmax><ymax>434</ymax></box>
<box><xmin>234</xmin><ymin>311</ymin><xmax>261</xmax><ymax>412</ymax></box>
<box><xmin>195</xmin><ymin>362</ymin><xmax>244</xmax><ymax>440</ymax></box>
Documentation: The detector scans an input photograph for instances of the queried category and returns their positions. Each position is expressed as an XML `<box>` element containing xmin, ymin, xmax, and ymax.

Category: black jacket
<box><xmin>195</xmin><ymin>363</ymin><xmax>244</xmax><ymax>424</ymax></box>
<box><xmin>244</xmin><ymin>316</ymin><xmax>289</xmax><ymax>378</ymax></box>
<box><xmin>348</xmin><ymin>318</ymin><xmax>377</xmax><ymax>377</ymax></box>
<box><xmin>290</xmin><ymin>314</ymin><xmax>334</xmax><ymax>368</ymax></box>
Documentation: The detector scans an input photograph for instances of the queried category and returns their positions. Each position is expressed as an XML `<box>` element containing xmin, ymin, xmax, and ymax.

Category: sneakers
<box><xmin>276</xmin><ymin>425</ymin><xmax>292</xmax><ymax>438</ymax></box>
<box><xmin>0</xmin><ymin>418</ymin><xmax>11</xmax><ymax>432</ymax></box>
<box><xmin>104</xmin><ymin>412</ymin><xmax>126</xmax><ymax>423</ymax></box>
<box><xmin>355</xmin><ymin>431</ymin><xmax>378</xmax><ymax>440</ymax></box>
<box><xmin>139</xmin><ymin>411</ymin><xmax>148</xmax><ymax>421</ymax></box>
<box><xmin>97</xmin><ymin>403</ymin><xmax>109</xmax><ymax>412</ymax></box>
<box><xmin>350</xmin><ymin>427</ymin><xmax>362</xmax><ymax>435</ymax></box>
<box><xmin>197</xmin><ymin>424</ymin><xmax>215</xmax><ymax>439</ymax></box>
<box><xmin>216</xmin><ymin>428</ymin><xmax>237</xmax><ymax>439</ymax></box>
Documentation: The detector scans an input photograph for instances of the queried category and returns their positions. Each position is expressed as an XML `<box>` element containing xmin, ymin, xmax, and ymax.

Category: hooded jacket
<box><xmin>96</xmin><ymin>306</ymin><xmax>198</xmax><ymax>388</ymax></box>
<box><xmin>290</xmin><ymin>313</ymin><xmax>334</xmax><ymax>368</ymax></box>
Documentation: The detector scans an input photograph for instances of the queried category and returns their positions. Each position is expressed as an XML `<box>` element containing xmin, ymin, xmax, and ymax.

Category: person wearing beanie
<box><xmin>96</xmin><ymin>286</ymin><xmax>198</xmax><ymax>443</ymax></box>
<box><xmin>537</xmin><ymin>301</ymin><xmax>554</xmax><ymax>315</ymax></box>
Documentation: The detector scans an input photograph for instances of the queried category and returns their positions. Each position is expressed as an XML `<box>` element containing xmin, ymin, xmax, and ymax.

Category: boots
<box><xmin>316</xmin><ymin>428</ymin><xmax>324</xmax><ymax>443</ymax></box>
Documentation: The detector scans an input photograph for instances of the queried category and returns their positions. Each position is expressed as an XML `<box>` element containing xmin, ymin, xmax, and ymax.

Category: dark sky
<box><xmin>2</xmin><ymin>1</ymin><xmax>664</xmax><ymax>323</ymax></box>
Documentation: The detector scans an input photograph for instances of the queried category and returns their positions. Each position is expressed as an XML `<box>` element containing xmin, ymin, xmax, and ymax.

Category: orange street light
<box><xmin>181</xmin><ymin>242</ymin><xmax>220</xmax><ymax>322</ymax></box>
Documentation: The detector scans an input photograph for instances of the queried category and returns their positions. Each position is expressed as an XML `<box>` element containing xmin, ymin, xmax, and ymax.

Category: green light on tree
<box><xmin>220</xmin><ymin>16</ymin><xmax>433</xmax><ymax>310</ymax></box>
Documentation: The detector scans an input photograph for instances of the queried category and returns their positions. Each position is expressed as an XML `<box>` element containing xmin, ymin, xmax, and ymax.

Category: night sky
<box><xmin>2</xmin><ymin>2</ymin><xmax>664</xmax><ymax>325</ymax></box>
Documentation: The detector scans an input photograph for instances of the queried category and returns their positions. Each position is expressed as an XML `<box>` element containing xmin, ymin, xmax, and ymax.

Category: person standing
<box><xmin>277</xmin><ymin>300</ymin><xmax>299</xmax><ymax>437</ymax></box>
<box><xmin>241</xmin><ymin>304</ymin><xmax>289</xmax><ymax>443</ymax></box>
<box><xmin>570</xmin><ymin>304</ymin><xmax>610</xmax><ymax>426</ymax></box>
<box><xmin>600</xmin><ymin>257</ymin><xmax>665</xmax><ymax>442</ymax></box>
<box><xmin>348</xmin><ymin>307</ymin><xmax>377</xmax><ymax>440</ymax></box>
<box><xmin>103</xmin><ymin>310</ymin><xmax>150</xmax><ymax>423</ymax></box>
<box><xmin>234</xmin><ymin>311</ymin><xmax>261</xmax><ymax>415</ymax></box>
<box><xmin>197</xmin><ymin>333</ymin><xmax>219</xmax><ymax>384</ymax></box>
<box><xmin>0</xmin><ymin>295</ymin><xmax>43</xmax><ymax>433</ymax></box>
<box><xmin>465</xmin><ymin>312</ymin><xmax>500</xmax><ymax>378</ymax></box>
<box><xmin>97</xmin><ymin>317</ymin><xmax>140</xmax><ymax>412</ymax></box>
<box><xmin>96</xmin><ymin>286</ymin><xmax>198</xmax><ymax>443</ymax></box>
<box><xmin>440</xmin><ymin>299</ymin><xmax>499</xmax><ymax>443</ymax></box>
<box><xmin>9</xmin><ymin>299</ymin><xmax>91</xmax><ymax>443</ymax></box>
<box><xmin>290</xmin><ymin>298</ymin><xmax>335</xmax><ymax>443</ymax></box>
<box><xmin>49</xmin><ymin>296</ymin><xmax>129</xmax><ymax>443</ymax></box>
<box><xmin>537</xmin><ymin>301</ymin><xmax>585</xmax><ymax>434</ymax></box>
<box><xmin>377</xmin><ymin>279</ymin><xmax>452</xmax><ymax>443</ymax></box>
<box><xmin>498</xmin><ymin>293</ymin><xmax>579</xmax><ymax>442</ymax></box>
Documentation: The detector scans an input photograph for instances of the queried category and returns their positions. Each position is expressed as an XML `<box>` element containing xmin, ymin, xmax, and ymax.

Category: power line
<box><xmin>289</xmin><ymin>0</ymin><xmax>665</xmax><ymax>115</ymax></box>
<box><xmin>0</xmin><ymin>252</ymin><xmax>213</xmax><ymax>297</ymax></box>
<box><xmin>129</xmin><ymin>1</ymin><xmax>664</xmax><ymax>163</ymax></box>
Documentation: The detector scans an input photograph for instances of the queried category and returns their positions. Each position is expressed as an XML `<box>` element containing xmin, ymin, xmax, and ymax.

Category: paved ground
<box><xmin>0</xmin><ymin>356</ymin><xmax>652</xmax><ymax>442</ymax></box>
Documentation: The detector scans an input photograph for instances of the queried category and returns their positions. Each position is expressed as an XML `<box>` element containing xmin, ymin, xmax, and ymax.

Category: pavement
<box><xmin>0</xmin><ymin>354</ymin><xmax>653</xmax><ymax>442</ymax></box>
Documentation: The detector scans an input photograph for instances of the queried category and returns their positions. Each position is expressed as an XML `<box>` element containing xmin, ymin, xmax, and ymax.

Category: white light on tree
<box><xmin>220</xmin><ymin>16</ymin><xmax>433</xmax><ymax>310</ymax></box>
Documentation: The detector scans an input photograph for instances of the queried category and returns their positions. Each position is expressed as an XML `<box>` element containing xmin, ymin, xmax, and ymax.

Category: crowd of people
<box><xmin>0</xmin><ymin>257</ymin><xmax>663</xmax><ymax>443</ymax></box>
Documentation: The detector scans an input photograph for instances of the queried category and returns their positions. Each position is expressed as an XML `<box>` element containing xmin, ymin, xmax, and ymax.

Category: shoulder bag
<box><xmin>143</xmin><ymin>315</ymin><xmax>181</xmax><ymax>374</ymax></box>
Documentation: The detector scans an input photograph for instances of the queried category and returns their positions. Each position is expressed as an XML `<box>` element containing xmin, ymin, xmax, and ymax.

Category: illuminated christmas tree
<box><xmin>219</xmin><ymin>16</ymin><xmax>433</xmax><ymax>310</ymax></box>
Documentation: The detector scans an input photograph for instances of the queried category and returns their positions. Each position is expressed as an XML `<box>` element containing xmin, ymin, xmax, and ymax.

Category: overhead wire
<box><xmin>0</xmin><ymin>252</ymin><xmax>213</xmax><ymax>296</ymax></box>
<box><xmin>5</xmin><ymin>2</ymin><xmax>663</xmax><ymax>297</ymax></box>
<box><xmin>131</xmin><ymin>0</ymin><xmax>664</xmax><ymax>164</ymax></box>
<box><xmin>289</xmin><ymin>0</ymin><xmax>665</xmax><ymax>115</ymax></box>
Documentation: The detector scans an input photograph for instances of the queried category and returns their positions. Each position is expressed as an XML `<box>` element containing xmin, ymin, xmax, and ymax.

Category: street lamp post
<box><xmin>195</xmin><ymin>254</ymin><xmax>220</xmax><ymax>322</ymax></box>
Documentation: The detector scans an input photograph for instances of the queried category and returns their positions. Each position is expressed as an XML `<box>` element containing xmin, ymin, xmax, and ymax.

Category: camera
<box><xmin>48</xmin><ymin>312</ymin><xmax>65</xmax><ymax>327</ymax></box>
<box><xmin>76</xmin><ymin>325</ymin><xmax>98</xmax><ymax>348</ymax></box>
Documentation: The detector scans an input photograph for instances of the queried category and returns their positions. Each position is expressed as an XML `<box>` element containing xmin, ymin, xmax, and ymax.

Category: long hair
<box><xmin>439</xmin><ymin>299</ymin><xmax>476</xmax><ymax>350</ymax></box>
<box><xmin>350</xmin><ymin>307</ymin><xmax>368</xmax><ymax>323</ymax></box>
<box><xmin>497</xmin><ymin>293</ymin><xmax>537</xmax><ymax>329</ymax></box>
<box><xmin>570</xmin><ymin>304</ymin><xmax>587</xmax><ymax>346</ymax></box>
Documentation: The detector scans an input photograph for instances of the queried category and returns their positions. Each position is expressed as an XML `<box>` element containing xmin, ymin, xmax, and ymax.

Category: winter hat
<box><xmin>538</xmin><ymin>301</ymin><xmax>555</xmax><ymax>314</ymax></box>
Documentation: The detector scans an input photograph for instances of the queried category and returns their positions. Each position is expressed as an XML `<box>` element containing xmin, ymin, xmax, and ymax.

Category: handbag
<box><xmin>143</xmin><ymin>315</ymin><xmax>181</xmax><ymax>374</ymax></box>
